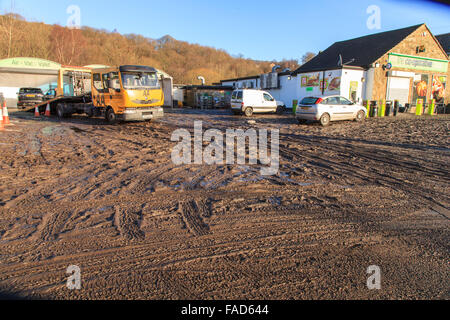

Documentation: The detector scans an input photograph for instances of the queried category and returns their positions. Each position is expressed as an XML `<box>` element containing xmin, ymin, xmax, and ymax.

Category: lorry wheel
<box><xmin>86</xmin><ymin>107</ymin><xmax>94</xmax><ymax>118</ymax></box>
<box><xmin>244</xmin><ymin>107</ymin><xmax>253</xmax><ymax>117</ymax></box>
<box><xmin>320</xmin><ymin>113</ymin><xmax>331</xmax><ymax>126</ymax></box>
<box><xmin>57</xmin><ymin>104</ymin><xmax>65</xmax><ymax>119</ymax></box>
<box><xmin>106</xmin><ymin>108</ymin><xmax>117</xmax><ymax>124</ymax></box>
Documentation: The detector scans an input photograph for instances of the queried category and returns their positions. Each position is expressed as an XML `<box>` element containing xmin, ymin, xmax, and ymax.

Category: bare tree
<box><xmin>0</xmin><ymin>1</ymin><xmax>24</xmax><ymax>58</ymax></box>
<box><xmin>301</xmin><ymin>52</ymin><xmax>316</xmax><ymax>65</ymax></box>
<box><xmin>49</xmin><ymin>25</ymin><xmax>86</xmax><ymax>65</ymax></box>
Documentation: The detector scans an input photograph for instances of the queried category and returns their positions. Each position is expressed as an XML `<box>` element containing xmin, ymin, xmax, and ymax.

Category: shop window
<box><xmin>412</xmin><ymin>74</ymin><xmax>429</xmax><ymax>104</ymax></box>
<box><xmin>432</xmin><ymin>76</ymin><xmax>446</xmax><ymax>104</ymax></box>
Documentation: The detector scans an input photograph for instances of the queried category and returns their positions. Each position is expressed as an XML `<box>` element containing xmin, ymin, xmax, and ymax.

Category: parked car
<box><xmin>43</xmin><ymin>89</ymin><xmax>57</xmax><ymax>101</ymax></box>
<box><xmin>296</xmin><ymin>96</ymin><xmax>367</xmax><ymax>126</ymax></box>
<box><xmin>231</xmin><ymin>89</ymin><xmax>285</xmax><ymax>117</ymax></box>
<box><xmin>17</xmin><ymin>88</ymin><xmax>44</xmax><ymax>109</ymax></box>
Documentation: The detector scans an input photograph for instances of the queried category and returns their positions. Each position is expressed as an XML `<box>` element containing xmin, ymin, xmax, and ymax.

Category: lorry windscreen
<box><xmin>121</xmin><ymin>72</ymin><xmax>160</xmax><ymax>90</ymax></box>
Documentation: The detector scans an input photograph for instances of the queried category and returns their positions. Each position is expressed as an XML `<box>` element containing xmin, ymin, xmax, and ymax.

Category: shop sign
<box><xmin>389</xmin><ymin>53</ymin><xmax>448</xmax><ymax>73</ymax></box>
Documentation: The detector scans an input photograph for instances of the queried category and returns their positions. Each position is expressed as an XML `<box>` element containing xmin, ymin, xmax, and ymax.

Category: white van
<box><xmin>231</xmin><ymin>89</ymin><xmax>285</xmax><ymax>117</ymax></box>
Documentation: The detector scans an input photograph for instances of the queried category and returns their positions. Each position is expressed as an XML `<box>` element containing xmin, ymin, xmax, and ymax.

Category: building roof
<box><xmin>182</xmin><ymin>85</ymin><xmax>234</xmax><ymax>90</ymax></box>
<box><xmin>436</xmin><ymin>33</ymin><xmax>450</xmax><ymax>54</ymax></box>
<box><xmin>220</xmin><ymin>70</ymin><xmax>291</xmax><ymax>84</ymax></box>
<box><xmin>293</xmin><ymin>24</ymin><xmax>423</xmax><ymax>74</ymax></box>
<box><xmin>220</xmin><ymin>75</ymin><xmax>260</xmax><ymax>83</ymax></box>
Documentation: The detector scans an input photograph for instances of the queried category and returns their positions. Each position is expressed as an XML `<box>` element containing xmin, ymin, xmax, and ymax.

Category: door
<box><xmin>105</xmin><ymin>72</ymin><xmax>122</xmax><ymax>111</ymax></box>
<box><xmin>337</xmin><ymin>97</ymin><xmax>355</xmax><ymax>120</ymax></box>
<box><xmin>387</xmin><ymin>77</ymin><xmax>410</xmax><ymax>105</ymax></box>
<box><xmin>323</xmin><ymin>96</ymin><xmax>342</xmax><ymax>120</ymax></box>
<box><xmin>262</xmin><ymin>93</ymin><xmax>277</xmax><ymax>112</ymax></box>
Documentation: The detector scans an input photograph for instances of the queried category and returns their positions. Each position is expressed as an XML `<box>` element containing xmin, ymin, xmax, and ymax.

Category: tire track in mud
<box><xmin>33</xmin><ymin>210</ymin><xmax>72</xmax><ymax>241</ymax></box>
<box><xmin>279</xmin><ymin>134</ymin><xmax>450</xmax><ymax>206</ymax></box>
<box><xmin>179</xmin><ymin>200</ymin><xmax>211</xmax><ymax>236</ymax></box>
<box><xmin>114</xmin><ymin>206</ymin><xmax>145</xmax><ymax>241</ymax></box>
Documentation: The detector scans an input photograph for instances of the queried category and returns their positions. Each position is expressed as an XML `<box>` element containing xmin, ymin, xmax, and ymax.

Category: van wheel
<box><xmin>355</xmin><ymin>110</ymin><xmax>365</xmax><ymax>122</ymax></box>
<box><xmin>244</xmin><ymin>107</ymin><xmax>253</xmax><ymax>117</ymax></box>
<box><xmin>106</xmin><ymin>108</ymin><xmax>117</xmax><ymax>124</ymax></box>
<box><xmin>277</xmin><ymin>106</ymin><xmax>286</xmax><ymax>115</ymax></box>
<box><xmin>320</xmin><ymin>113</ymin><xmax>331</xmax><ymax>126</ymax></box>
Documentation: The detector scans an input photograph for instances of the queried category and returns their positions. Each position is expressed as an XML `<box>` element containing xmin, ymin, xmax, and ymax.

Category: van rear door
<box><xmin>231</xmin><ymin>90</ymin><xmax>243</xmax><ymax>110</ymax></box>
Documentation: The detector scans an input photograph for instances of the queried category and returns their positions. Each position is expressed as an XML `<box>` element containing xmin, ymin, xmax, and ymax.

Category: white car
<box><xmin>296</xmin><ymin>96</ymin><xmax>367</xmax><ymax>126</ymax></box>
<box><xmin>231</xmin><ymin>89</ymin><xmax>285</xmax><ymax>117</ymax></box>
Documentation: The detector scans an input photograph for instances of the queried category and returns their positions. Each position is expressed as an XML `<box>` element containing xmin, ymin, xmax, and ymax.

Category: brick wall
<box><xmin>371</xmin><ymin>24</ymin><xmax>449</xmax><ymax>104</ymax></box>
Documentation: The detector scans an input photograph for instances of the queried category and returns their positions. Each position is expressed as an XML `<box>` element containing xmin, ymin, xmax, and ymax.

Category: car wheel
<box><xmin>106</xmin><ymin>107</ymin><xmax>117</xmax><ymax>124</ymax></box>
<box><xmin>298</xmin><ymin>119</ymin><xmax>307</xmax><ymax>125</ymax></box>
<box><xmin>320</xmin><ymin>113</ymin><xmax>331</xmax><ymax>126</ymax></box>
<box><xmin>355</xmin><ymin>110</ymin><xmax>365</xmax><ymax>122</ymax></box>
<box><xmin>244</xmin><ymin>107</ymin><xmax>253</xmax><ymax>117</ymax></box>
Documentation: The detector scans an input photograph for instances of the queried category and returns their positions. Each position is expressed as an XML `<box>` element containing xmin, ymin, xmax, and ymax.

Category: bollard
<box><xmin>292</xmin><ymin>99</ymin><xmax>298</xmax><ymax>115</ymax></box>
<box><xmin>416</xmin><ymin>99</ymin><xmax>423</xmax><ymax>116</ymax></box>
<box><xmin>379</xmin><ymin>100</ymin><xmax>386</xmax><ymax>118</ymax></box>
<box><xmin>428</xmin><ymin>99</ymin><xmax>435</xmax><ymax>116</ymax></box>
<box><xmin>393</xmin><ymin>101</ymin><xmax>399</xmax><ymax>117</ymax></box>
<box><xmin>370</xmin><ymin>101</ymin><xmax>378</xmax><ymax>118</ymax></box>
<box><xmin>365</xmin><ymin>100</ymin><xmax>370</xmax><ymax>118</ymax></box>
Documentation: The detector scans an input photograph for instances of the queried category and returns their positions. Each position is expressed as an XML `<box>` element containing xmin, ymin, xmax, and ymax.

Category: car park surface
<box><xmin>0</xmin><ymin>109</ymin><xmax>448</xmax><ymax>300</ymax></box>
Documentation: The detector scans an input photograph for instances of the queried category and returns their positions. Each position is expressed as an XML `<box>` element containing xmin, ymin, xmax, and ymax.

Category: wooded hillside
<box><xmin>0</xmin><ymin>14</ymin><xmax>299</xmax><ymax>84</ymax></box>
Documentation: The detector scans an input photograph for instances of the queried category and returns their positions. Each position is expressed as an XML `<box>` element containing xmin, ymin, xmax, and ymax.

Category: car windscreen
<box><xmin>300</xmin><ymin>97</ymin><xmax>320</xmax><ymax>105</ymax></box>
<box><xmin>20</xmin><ymin>88</ymin><xmax>42</xmax><ymax>94</ymax></box>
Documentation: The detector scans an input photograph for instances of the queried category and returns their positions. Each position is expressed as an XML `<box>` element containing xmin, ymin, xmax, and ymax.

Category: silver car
<box><xmin>296</xmin><ymin>96</ymin><xmax>367</xmax><ymax>126</ymax></box>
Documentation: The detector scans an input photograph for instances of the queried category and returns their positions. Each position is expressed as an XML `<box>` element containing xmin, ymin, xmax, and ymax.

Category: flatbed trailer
<box><xmin>29</xmin><ymin>65</ymin><xmax>165</xmax><ymax>123</ymax></box>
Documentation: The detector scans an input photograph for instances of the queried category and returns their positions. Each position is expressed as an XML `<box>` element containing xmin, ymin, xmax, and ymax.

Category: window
<box><xmin>102</xmin><ymin>73</ymin><xmax>110</xmax><ymax>90</ymax></box>
<box><xmin>93</xmin><ymin>73</ymin><xmax>104</xmax><ymax>91</ymax></box>
<box><xmin>301</xmin><ymin>97</ymin><xmax>321</xmax><ymax>105</ymax></box>
<box><xmin>338</xmin><ymin>97</ymin><xmax>353</xmax><ymax>105</ymax></box>
<box><xmin>237</xmin><ymin>91</ymin><xmax>243</xmax><ymax>100</ymax></box>
<box><xmin>263</xmin><ymin>93</ymin><xmax>274</xmax><ymax>102</ymax></box>
<box><xmin>324</xmin><ymin>97</ymin><xmax>339</xmax><ymax>105</ymax></box>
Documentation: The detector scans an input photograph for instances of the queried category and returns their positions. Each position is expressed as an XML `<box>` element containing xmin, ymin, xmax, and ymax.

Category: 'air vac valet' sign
<box><xmin>388</xmin><ymin>53</ymin><xmax>448</xmax><ymax>73</ymax></box>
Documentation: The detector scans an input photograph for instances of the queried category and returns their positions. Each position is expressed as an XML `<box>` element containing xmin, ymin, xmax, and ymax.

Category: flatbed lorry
<box><xmin>32</xmin><ymin>65</ymin><xmax>164</xmax><ymax>123</ymax></box>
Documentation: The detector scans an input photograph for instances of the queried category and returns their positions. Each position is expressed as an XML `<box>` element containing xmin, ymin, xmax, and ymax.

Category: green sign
<box><xmin>389</xmin><ymin>53</ymin><xmax>448</xmax><ymax>73</ymax></box>
<box><xmin>0</xmin><ymin>57</ymin><xmax>61</xmax><ymax>70</ymax></box>
<box><xmin>306</xmin><ymin>87</ymin><xmax>313</xmax><ymax>92</ymax></box>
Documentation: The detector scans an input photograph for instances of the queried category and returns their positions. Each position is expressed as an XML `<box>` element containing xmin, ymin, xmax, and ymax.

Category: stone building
<box><xmin>221</xmin><ymin>24</ymin><xmax>449</xmax><ymax>109</ymax></box>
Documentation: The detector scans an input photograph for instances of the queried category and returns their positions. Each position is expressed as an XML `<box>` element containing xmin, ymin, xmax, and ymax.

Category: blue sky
<box><xmin>1</xmin><ymin>0</ymin><xmax>449</xmax><ymax>61</ymax></box>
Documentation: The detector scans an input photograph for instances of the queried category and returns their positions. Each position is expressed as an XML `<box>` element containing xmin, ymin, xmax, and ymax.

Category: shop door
<box><xmin>387</xmin><ymin>77</ymin><xmax>410</xmax><ymax>105</ymax></box>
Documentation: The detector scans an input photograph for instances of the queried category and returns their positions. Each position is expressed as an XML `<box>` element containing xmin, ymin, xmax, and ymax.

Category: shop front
<box><xmin>385</xmin><ymin>53</ymin><xmax>448</xmax><ymax>108</ymax></box>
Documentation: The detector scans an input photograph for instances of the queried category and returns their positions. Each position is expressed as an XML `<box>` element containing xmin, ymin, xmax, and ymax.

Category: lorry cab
<box><xmin>91</xmin><ymin>65</ymin><xmax>164</xmax><ymax>122</ymax></box>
